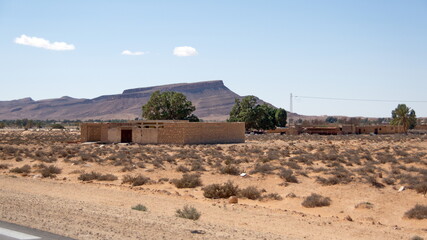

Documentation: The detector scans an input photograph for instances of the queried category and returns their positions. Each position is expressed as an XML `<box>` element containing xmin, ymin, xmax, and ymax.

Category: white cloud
<box><xmin>14</xmin><ymin>34</ymin><xmax>75</xmax><ymax>51</ymax></box>
<box><xmin>121</xmin><ymin>50</ymin><xmax>146</xmax><ymax>56</ymax></box>
<box><xmin>173</xmin><ymin>46</ymin><xmax>198</xmax><ymax>57</ymax></box>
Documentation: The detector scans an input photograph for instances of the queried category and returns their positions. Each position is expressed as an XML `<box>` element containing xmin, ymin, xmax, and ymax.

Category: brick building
<box><xmin>80</xmin><ymin>120</ymin><xmax>245</xmax><ymax>144</ymax></box>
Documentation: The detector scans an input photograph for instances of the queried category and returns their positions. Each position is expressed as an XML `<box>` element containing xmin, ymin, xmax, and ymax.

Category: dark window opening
<box><xmin>121</xmin><ymin>130</ymin><xmax>132</xmax><ymax>143</ymax></box>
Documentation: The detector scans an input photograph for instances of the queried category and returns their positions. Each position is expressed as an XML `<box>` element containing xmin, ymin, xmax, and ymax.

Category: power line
<box><xmin>294</xmin><ymin>96</ymin><xmax>427</xmax><ymax>103</ymax></box>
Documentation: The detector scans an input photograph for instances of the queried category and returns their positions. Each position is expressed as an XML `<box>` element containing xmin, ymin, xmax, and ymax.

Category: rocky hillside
<box><xmin>0</xmin><ymin>80</ymin><xmax>270</xmax><ymax>121</ymax></box>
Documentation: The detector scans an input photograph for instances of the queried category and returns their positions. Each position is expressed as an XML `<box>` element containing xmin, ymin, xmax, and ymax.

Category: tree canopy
<box><xmin>142</xmin><ymin>91</ymin><xmax>199</xmax><ymax>121</ymax></box>
<box><xmin>228</xmin><ymin>96</ymin><xmax>287</xmax><ymax>130</ymax></box>
<box><xmin>391</xmin><ymin>104</ymin><xmax>416</xmax><ymax>131</ymax></box>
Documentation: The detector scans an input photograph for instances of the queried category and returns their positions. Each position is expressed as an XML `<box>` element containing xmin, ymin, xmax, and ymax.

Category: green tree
<box><xmin>325</xmin><ymin>116</ymin><xmax>338</xmax><ymax>124</ymax></box>
<box><xmin>229</xmin><ymin>96</ymin><xmax>259</xmax><ymax>130</ymax></box>
<box><xmin>228</xmin><ymin>96</ymin><xmax>286</xmax><ymax>130</ymax></box>
<box><xmin>408</xmin><ymin>109</ymin><xmax>417</xmax><ymax>129</ymax></box>
<box><xmin>256</xmin><ymin>104</ymin><xmax>277</xmax><ymax>130</ymax></box>
<box><xmin>391</xmin><ymin>104</ymin><xmax>416</xmax><ymax>132</ymax></box>
<box><xmin>275</xmin><ymin>108</ymin><xmax>287</xmax><ymax>127</ymax></box>
<box><xmin>142</xmin><ymin>91</ymin><xmax>198</xmax><ymax>121</ymax></box>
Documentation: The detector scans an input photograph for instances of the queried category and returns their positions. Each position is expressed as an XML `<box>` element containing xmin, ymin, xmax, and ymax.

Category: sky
<box><xmin>0</xmin><ymin>0</ymin><xmax>426</xmax><ymax>118</ymax></box>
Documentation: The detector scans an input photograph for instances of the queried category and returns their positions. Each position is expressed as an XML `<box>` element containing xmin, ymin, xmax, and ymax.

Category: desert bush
<box><xmin>262</xmin><ymin>193</ymin><xmax>283</xmax><ymax>200</ymax></box>
<box><xmin>190</xmin><ymin>160</ymin><xmax>205</xmax><ymax>171</ymax></box>
<box><xmin>40</xmin><ymin>165</ymin><xmax>62</xmax><ymax>178</ymax></box>
<box><xmin>0</xmin><ymin>164</ymin><xmax>9</xmax><ymax>169</ymax></box>
<box><xmin>131</xmin><ymin>204</ymin><xmax>147</xmax><ymax>211</ymax></box>
<box><xmin>382</xmin><ymin>177</ymin><xmax>395</xmax><ymax>185</ymax></box>
<box><xmin>203</xmin><ymin>181</ymin><xmax>239</xmax><ymax>199</ymax></box>
<box><xmin>404</xmin><ymin>204</ymin><xmax>427</xmax><ymax>219</ymax></box>
<box><xmin>415</xmin><ymin>183</ymin><xmax>427</xmax><ymax>195</ymax></box>
<box><xmin>122</xmin><ymin>174</ymin><xmax>150</xmax><ymax>186</ymax></box>
<box><xmin>286</xmin><ymin>192</ymin><xmax>297</xmax><ymax>198</ymax></box>
<box><xmin>411</xmin><ymin>236</ymin><xmax>424</xmax><ymax>240</ymax></box>
<box><xmin>302</xmin><ymin>193</ymin><xmax>331</xmax><ymax>208</ymax></box>
<box><xmin>176</xmin><ymin>205</ymin><xmax>201</xmax><ymax>220</ymax></box>
<box><xmin>10</xmin><ymin>164</ymin><xmax>31</xmax><ymax>174</ymax></box>
<box><xmin>279</xmin><ymin>168</ymin><xmax>298</xmax><ymax>183</ymax></box>
<box><xmin>176</xmin><ymin>165</ymin><xmax>190</xmax><ymax>173</ymax></box>
<box><xmin>365</xmin><ymin>176</ymin><xmax>385</xmax><ymax>188</ymax></box>
<box><xmin>172</xmin><ymin>173</ymin><xmax>202</xmax><ymax>188</ymax></box>
<box><xmin>355</xmin><ymin>202</ymin><xmax>374</xmax><ymax>209</ymax></box>
<box><xmin>282</xmin><ymin>161</ymin><xmax>302</xmax><ymax>170</ymax></box>
<box><xmin>78</xmin><ymin>171</ymin><xmax>101</xmax><ymax>181</ymax></box>
<box><xmin>121</xmin><ymin>165</ymin><xmax>136</xmax><ymax>172</ymax></box>
<box><xmin>239</xmin><ymin>186</ymin><xmax>262</xmax><ymax>200</ymax></box>
<box><xmin>397</xmin><ymin>174</ymin><xmax>421</xmax><ymax>189</ymax></box>
<box><xmin>219</xmin><ymin>165</ymin><xmax>240</xmax><ymax>175</ymax></box>
<box><xmin>250</xmin><ymin>163</ymin><xmax>274</xmax><ymax>175</ymax></box>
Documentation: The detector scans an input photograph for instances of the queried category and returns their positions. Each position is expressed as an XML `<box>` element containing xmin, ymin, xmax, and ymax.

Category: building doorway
<box><xmin>121</xmin><ymin>129</ymin><xmax>132</xmax><ymax>143</ymax></box>
<box><xmin>374</xmin><ymin>129</ymin><xmax>378</xmax><ymax>135</ymax></box>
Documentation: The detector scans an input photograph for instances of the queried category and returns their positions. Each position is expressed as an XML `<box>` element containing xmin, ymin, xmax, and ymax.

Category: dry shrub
<box><xmin>302</xmin><ymin>193</ymin><xmax>331</xmax><ymax>208</ymax></box>
<box><xmin>355</xmin><ymin>202</ymin><xmax>374</xmax><ymax>209</ymax></box>
<box><xmin>219</xmin><ymin>165</ymin><xmax>240</xmax><ymax>175</ymax></box>
<box><xmin>131</xmin><ymin>204</ymin><xmax>147</xmax><ymax>212</ymax></box>
<box><xmin>239</xmin><ymin>186</ymin><xmax>262</xmax><ymax>200</ymax></box>
<box><xmin>172</xmin><ymin>173</ymin><xmax>202</xmax><ymax>188</ymax></box>
<box><xmin>176</xmin><ymin>165</ymin><xmax>190</xmax><ymax>173</ymax></box>
<box><xmin>415</xmin><ymin>183</ymin><xmax>427</xmax><ymax>195</ymax></box>
<box><xmin>366</xmin><ymin>176</ymin><xmax>385</xmax><ymax>188</ymax></box>
<box><xmin>78</xmin><ymin>171</ymin><xmax>118</xmax><ymax>181</ymax></box>
<box><xmin>190</xmin><ymin>160</ymin><xmax>205</xmax><ymax>171</ymax></box>
<box><xmin>10</xmin><ymin>164</ymin><xmax>31</xmax><ymax>174</ymax></box>
<box><xmin>279</xmin><ymin>168</ymin><xmax>298</xmax><ymax>183</ymax></box>
<box><xmin>0</xmin><ymin>164</ymin><xmax>9</xmax><ymax>169</ymax></box>
<box><xmin>282</xmin><ymin>161</ymin><xmax>302</xmax><ymax>170</ymax></box>
<box><xmin>404</xmin><ymin>204</ymin><xmax>427</xmax><ymax>219</ymax></box>
<box><xmin>176</xmin><ymin>205</ymin><xmax>201</xmax><ymax>220</ymax></box>
<box><xmin>262</xmin><ymin>192</ymin><xmax>283</xmax><ymax>200</ymax></box>
<box><xmin>250</xmin><ymin>163</ymin><xmax>274</xmax><ymax>175</ymax></box>
<box><xmin>122</xmin><ymin>174</ymin><xmax>150</xmax><ymax>186</ymax></box>
<box><xmin>40</xmin><ymin>165</ymin><xmax>62</xmax><ymax>178</ymax></box>
<box><xmin>78</xmin><ymin>171</ymin><xmax>101</xmax><ymax>181</ymax></box>
<box><xmin>203</xmin><ymin>181</ymin><xmax>239</xmax><ymax>199</ymax></box>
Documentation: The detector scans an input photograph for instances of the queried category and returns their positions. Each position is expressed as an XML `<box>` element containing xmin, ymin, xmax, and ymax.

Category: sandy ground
<box><xmin>1</xmin><ymin>175</ymin><xmax>425</xmax><ymax>240</ymax></box>
<box><xmin>0</xmin><ymin>131</ymin><xmax>426</xmax><ymax>239</ymax></box>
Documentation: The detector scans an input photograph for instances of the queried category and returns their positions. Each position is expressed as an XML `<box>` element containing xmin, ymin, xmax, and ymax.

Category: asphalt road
<box><xmin>0</xmin><ymin>221</ymin><xmax>75</xmax><ymax>240</ymax></box>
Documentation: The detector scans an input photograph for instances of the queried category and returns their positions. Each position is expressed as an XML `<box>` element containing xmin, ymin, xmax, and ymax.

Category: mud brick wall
<box><xmin>158</xmin><ymin>123</ymin><xmax>186</xmax><ymax>144</ymax></box>
<box><xmin>81</xmin><ymin>123</ymin><xmax>103</xmax><ymax>142</ymax></box>
<box><xmin>159</xmin><ymin>122</ymin><xmax>245</xmax><ymax>144</ymax></box>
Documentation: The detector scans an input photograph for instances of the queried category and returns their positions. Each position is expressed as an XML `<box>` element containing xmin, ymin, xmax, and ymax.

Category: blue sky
<box><xmin>1</xmin><ymin>0</ymin><xmax>426</xmax><ymax>117</ymax></box>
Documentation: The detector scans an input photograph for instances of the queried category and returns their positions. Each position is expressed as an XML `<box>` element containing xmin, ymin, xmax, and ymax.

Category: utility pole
<box><xmin>290</xmin><ymin>93</ymin><xmax>293</xmax><ymax>126</ymax></box>
<box><xmin>290</xmin><ymin>93</ymin><xmax>293</xmax><ymax>113</ymax></box>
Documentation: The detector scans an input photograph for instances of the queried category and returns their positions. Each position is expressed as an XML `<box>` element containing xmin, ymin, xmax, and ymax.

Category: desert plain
<box><xmin>0</xmin><ymin>130</ymin><xmax>426</xmax><ymax>240</ymax></box>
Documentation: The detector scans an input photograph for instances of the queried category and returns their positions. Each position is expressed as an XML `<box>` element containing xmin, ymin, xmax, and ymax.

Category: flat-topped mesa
<box><xmin>122</xmin><ymin>80</ymin><xmax>226</xmax><ymax>94</ymax></box>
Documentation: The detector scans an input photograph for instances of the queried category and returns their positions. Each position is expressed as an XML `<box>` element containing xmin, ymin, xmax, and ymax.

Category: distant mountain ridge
<box><xmin>0</xmin><ymin>80</ymin><xmax>271</xmax><ymax>121</ymax></box>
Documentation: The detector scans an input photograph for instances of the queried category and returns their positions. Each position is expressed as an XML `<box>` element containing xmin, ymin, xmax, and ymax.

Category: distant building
<box><xmin>355</xmin><ymin>125</ymin><xmax>404</xmax><ymax>134</ymax></box>
<box><xmin>80</xmin><ymin>120</ymin><xmax>245</xmax><ymax>144</ymax></box>
<box><xmin>266</xmin><ymin>124</ymin><xmax>404</xmax><ymax>135</ymax></box>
